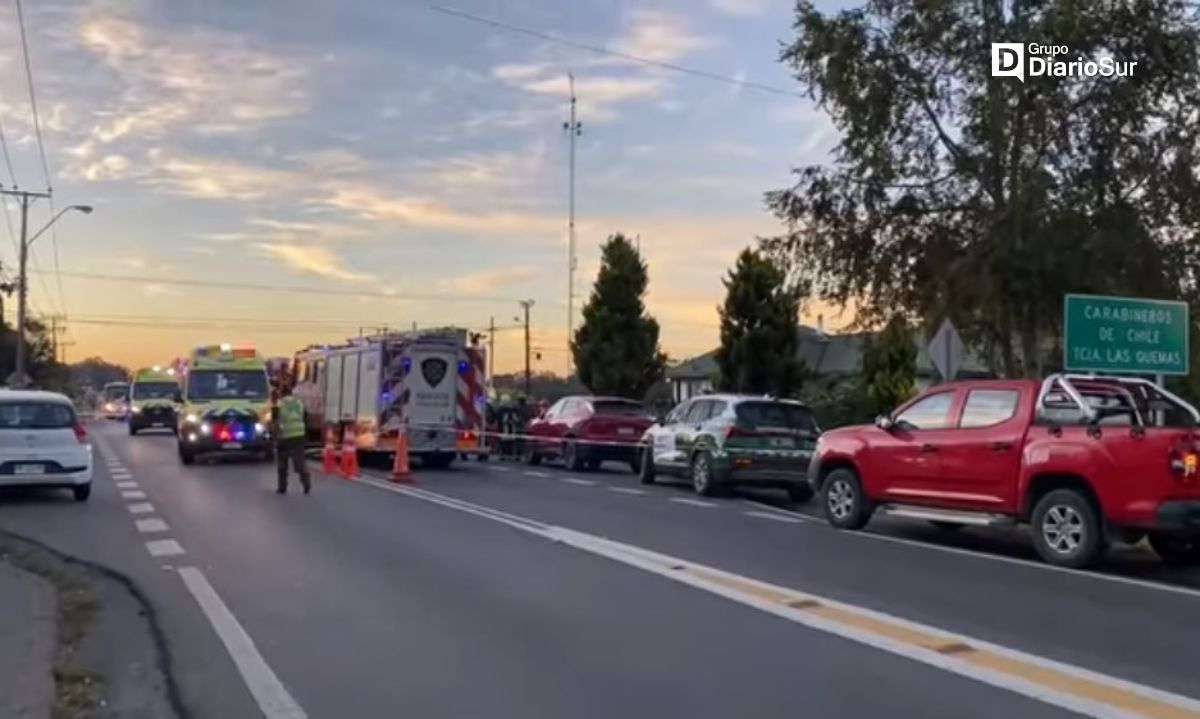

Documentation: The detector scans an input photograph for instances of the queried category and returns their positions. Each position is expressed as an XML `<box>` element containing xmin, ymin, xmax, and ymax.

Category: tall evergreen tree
<box><xmin>716</xmin><ymin>249</ymin><xmax>805</xmax><ymax>395</ymax></box>
<box><xmin>860</xmin><ymin>315</ymin><xmax>917</xmax><ymax>417</ymax></box>
<box><xmin>572</xmin><ymin>234</ymin><xmax>666</xmax><ymax>398</ymax></box>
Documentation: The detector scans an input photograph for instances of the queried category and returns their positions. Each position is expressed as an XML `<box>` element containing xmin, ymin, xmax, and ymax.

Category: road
<box><xmin>1</xmin><ymin>421</ymin><xmax>1199</xmax><ymax>719</ymax></box>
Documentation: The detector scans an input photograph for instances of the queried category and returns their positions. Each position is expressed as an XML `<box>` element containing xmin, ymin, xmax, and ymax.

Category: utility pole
<box><xmin>563</xmin><ymin>73</ymin><xmax>582</xmax><ymax>375</ymax></box>
<box><xmin>488</xmin><ymin>316</ymin><xmax>496</xmax><ymax>380</ymax></box>
<box><xmin>518</xmin><ymin>300</ymin><xmax>534</xmax><ymax>397</ymax></box>
<box><xmin>0</xmin><ymin>188</ymin><xmax>91</xmax><ymax>387</ymax></box>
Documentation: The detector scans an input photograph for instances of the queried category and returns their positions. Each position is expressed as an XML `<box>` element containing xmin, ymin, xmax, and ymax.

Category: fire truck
<box><xmin>292</xmin><ymin>328</ymin><xmax>488</xmax><ymax>468</ymax></box>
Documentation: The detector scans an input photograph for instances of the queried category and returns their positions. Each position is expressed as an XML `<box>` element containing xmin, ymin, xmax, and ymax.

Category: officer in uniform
<box><xmin>272</xmin><ymin>383</ymin><xmax>312</xmax><ymax>495</ymax></box>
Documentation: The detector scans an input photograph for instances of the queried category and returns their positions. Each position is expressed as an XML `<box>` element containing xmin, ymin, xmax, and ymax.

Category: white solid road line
<box><xmin>670</xmin><ymin>497</ymin><xmax>719</xmax><ymax>508</ymax></box>
<box><xmin>178</xmin><ymin>567</ymin><xmax>307</xmax><ymax>719</ymax></box>
<box><xmin>121</xmin><ymin>490</ymin><xmax>147</xmax><ymax>500</ymax></box>
<box><xmin>609</xmin><ymin>487</ymin><xmax>647</xmax><ymax>495</ymax></box>
<box><xmin>351</xmin><ymin>480</ymin><xmax>1200</xmax><ymax>719</ymax></box>
<box><xmin>742</xmin><ymin>501</ymin><xmax>1200</xmax><ymax>601</ymax></box>
<box><xmin>127</xmin><ymin>502</ymin><xmax>155</xmax><ymax>515</ymax></box>
<box><xmin>135</xmin><ymin>518</ymin><xmax>169</xmax><ymax>533</ymax></box>
<box><xmin>524</xmin><ymin>471</ymin><xmax>550</xmax><ymax>478</ymax></box>
<box><xmin>744</xmin><ymin>510</ymin><xmax>805</xmax><ymax>524</ymax></box>
<box><xmin>146</xmin><ymin>539</ymin><xmax>185</xmax><ymax>558</ymax></box>
<box><xmin>562</xmin><ymin>477</ymin><xmax>596</xmax><ymax>486</ymax></box>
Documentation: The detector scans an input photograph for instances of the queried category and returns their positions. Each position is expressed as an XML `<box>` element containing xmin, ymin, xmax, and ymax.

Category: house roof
<box><xmin>668</xmin><ymin>324</ymin><xmax>992</xmax><ymax>381</ymax></box>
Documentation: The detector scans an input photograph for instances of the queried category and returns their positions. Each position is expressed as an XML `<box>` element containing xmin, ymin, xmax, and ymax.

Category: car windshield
<box><xmin>103</xmin><ymin>385</ymin><xmax>128</xmax><ymax>401</ymax></box>
<box><xmin>0</xmin><ymin>402</ymin><xmax>76</xmax><ymax>429</ymax></box>
<box><xmin>187</xmin><ymin>370</ymin><xmax>268</xmax><ymax>401</ymax></box>
<box><xmin>591</xmin><ymin>399</ymin><xmax>646</xmax><ymax>415</ymax></box>
<box><xmin>133</xmin><ymin>382</ymin><xmax>178</xmax><ymax>400</ymax></box>
<box><xmin>735</xmin><ymin>402</ymin><xmax>818</xmax><ymax>434</ymax></box>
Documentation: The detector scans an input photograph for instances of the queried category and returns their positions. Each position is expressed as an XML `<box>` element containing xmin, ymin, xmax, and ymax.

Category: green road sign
<box><xmin>1064</xmin><ymin>294</ymin><xmax>1190</xmax><ymax>375</ymax></box>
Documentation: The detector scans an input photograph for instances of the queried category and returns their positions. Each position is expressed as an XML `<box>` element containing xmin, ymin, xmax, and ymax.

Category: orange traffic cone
<box><xmin>341</xmin><ymin>424</ymin><xmax>360</xmax><ymax>479</ymax></box>
<box><xmin>322</xmin><ymin>425</ymin><xmax>338</xmax><ymax>475</ymax></box>
<box><xmin>391</xmin><ymin>423</ymin><xmax>413</xmax><ymax>484</ymax></box>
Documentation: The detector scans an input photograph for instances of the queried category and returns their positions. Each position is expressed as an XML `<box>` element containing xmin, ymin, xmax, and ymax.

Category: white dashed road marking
<box><xmin>179</xmin><ymin>567</ymin><xmax>308</xmax><ymax>719</ymax></box>
<box><xmin>609</xmin><ymin>487</ymin><xmax>647</xmax><ymax>495</ymax></box>
<box><xmin>116</xmin><ymin>481</ymin><xmax>138</xmax><ymax>489</ymax></box>
<box><xmin>744</xmin><ymin>510</ymin><xmax>806</xmax><ymax>524</ymax></box>
<box><xmin>741</xmin><ymin>500</ymin><xmax>820</xmax><ymax>523</ymax></box>
<box><xmin>127</xmin><ymin>502</ymin><xmax>155</xmax><ymax>515</ymax></box>
<box><xmin>488</xmin><ymin>465</ymin><xmax>511</xmax><ymax>472</ymax></box>
<box><xmin>670</xmin><ymin>498</ymin><xmax>719</xmax><ymax>508</ymax></box>
<box><xmin>135</xmin><ymin>518</ymin><xmax>169</xmax><ymax>533</ymax></box>
<box><xmin>146</xmin><ymin>539</ymin><xmax>185</xmax><ymax>558</ymax></box>
<box><xmin>524</xmin><ymin>471</ymin><xmax>550</xmax><ymax>478</ymax></box>
<box><xmin>562</xmin><ymin>477</ymin><xmax>596</xmax><ymax>486</ymax></box>
<box><xmin>121</xmin><ymin>490</ymin><xmax>147</xmax><ymax>500</ymax></box>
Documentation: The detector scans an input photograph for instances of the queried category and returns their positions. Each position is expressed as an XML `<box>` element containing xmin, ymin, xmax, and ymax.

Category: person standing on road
<box><xmin>272</xmin><ymin>383</ymin><xmax>311</xmax><ymax>495</ymax></box>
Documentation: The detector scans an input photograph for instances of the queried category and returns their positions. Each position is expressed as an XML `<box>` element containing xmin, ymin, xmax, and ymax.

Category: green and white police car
<box><xmin>638</xmin><ymin>394</ymin><xmax>820</xmax><ymax>502</ymax></box>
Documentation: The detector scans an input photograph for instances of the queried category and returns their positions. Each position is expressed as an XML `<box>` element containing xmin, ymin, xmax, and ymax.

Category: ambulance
<box><xmin>292</xmin><ymin>328</ymin><xmax>487</xmax><ymax>467</ymax></box>
<box><xmin>176</xmin><ymin>344</ymin><xmax>273</xmax><ymax>465</ymax></box>
<box><xmin>128</xmin><ymin>366</ymin><xmax>180</xmax><ymax>435</ymax></box>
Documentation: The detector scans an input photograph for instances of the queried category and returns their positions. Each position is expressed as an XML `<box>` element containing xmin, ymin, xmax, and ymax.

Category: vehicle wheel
<box><xmin>522</xmin><ymin>443</ymin><xmax>541</xmax><ymax>466</ymax></box>
<box><xmin>563</xmin><ymin>440</ymin><xmax>585</xmax><ymax>471</ymax></box>
<box><xmin>930</xmin><ymin>521</ymin><xmax>964</xmax><ymax>532</ymax></box>
<box><xmin>626</xmin><ymin>460</ymin><xmax>638</xmax><ymax>475</ymax></box>
<box><xmin>179</xmin><ymin>446</ymin><xmax>195</xmax><ymax>466</ymax></box>
<box><xmin>1148</xmin><ymin>533</ymin><xmax>1200</xmax><ymax>566</ymax></box>
<box><xmin>690</xmin><ymin>451</ymin><xmax>718</xmax><ymax>497</ymax></box>
<box><xmin>787</xmin><ymin>484</ymin><xmax>814</xmax><ymax>504</ymax></box>
<box><xmin>1031</xmin><ymin>489</ymin><xmax>1103</xmax><ymax>568</ymax></box>
<box><xmin>822</xmin><ymin>468</ymin><xmax>871</xmax><ymax>530</ymax></box>
<box><xmin>478</xmin><ymin>453</ymin><xmax>490</xmax><ymax>463</ymax></box>
<box><xmin>424</xmin><ymin>453</ymin><xmax>454</xmax><ymax>469</ymax></box>
<box><xmin>73</xmin><ymin>484</ymin><xmax>91</xmax><ymax>502</ymax></box>
<box><xmin>639</xmin><ymin>446</ymin><xmax>656</xmax><ymax>484</ymax></box>
<box><xmin>128</xmin><ymin>424</ymin><xmax>138</xmax><ymax>436</ymax></box>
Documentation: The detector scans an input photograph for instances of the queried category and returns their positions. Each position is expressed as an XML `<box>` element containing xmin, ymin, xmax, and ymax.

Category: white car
<box><xmin>0</xmin><ymin>390</ymin><xmax>92</xmax><ymax>501</ymax></box>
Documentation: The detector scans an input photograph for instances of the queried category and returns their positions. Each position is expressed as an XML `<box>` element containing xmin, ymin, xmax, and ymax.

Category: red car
<box><xmin>808</xmin><ymin>374</ymin><xmax>1200</xmax><ymax>567</ymax></box>
<box><xmin>524</xmin><ymin>396</ymin><xmax>652</xmax><ymax>472</ymax></box>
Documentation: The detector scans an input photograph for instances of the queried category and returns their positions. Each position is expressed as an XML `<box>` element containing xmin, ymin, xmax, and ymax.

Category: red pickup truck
<box><xmin>807</xmin><ymin>374</ymin><xmax>1200</xmax><ymax>568</ymax></box>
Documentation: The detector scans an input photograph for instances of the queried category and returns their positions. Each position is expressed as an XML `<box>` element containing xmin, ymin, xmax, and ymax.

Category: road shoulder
<box><xmin>0</xmin><ymin>530</ymin><xmax>184</xmax><ymax>719</ymax></box>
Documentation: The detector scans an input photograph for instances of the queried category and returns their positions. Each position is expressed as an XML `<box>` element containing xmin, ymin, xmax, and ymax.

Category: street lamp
<box><xmin>8</xmin><ymin>199</ymin><xmax>94</xmax><ymax>387</ymax></box>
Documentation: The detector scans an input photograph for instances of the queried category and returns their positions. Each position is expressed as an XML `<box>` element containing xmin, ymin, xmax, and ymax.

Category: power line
<box><xmin>427</xmin><ymin>3</ymin><xmax>804</xmax><ymax>99</ymax></box>
<box><xmin>0</xmin><ymin>115</ymin><xmax>16</xmax><ymax>187</ymax></box>
<box><xmin>34</xmin><ymin>269</ymin><xmax>529</xmax><ymax>303</ymax></box>
<box><xmin>13</xmin><ymin>0</ymin><xmax>52</xmax><ymax>189</ymax></box>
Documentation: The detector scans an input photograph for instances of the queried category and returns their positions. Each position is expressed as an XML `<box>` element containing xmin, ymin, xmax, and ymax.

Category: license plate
<box><xmin>151</xmin><ymin>422</ymin><xmax>165</xmax><ymax>428</ymax></box>
<box><xmin>768</xmin><ymin>437</ymin><xmax>796</xmax><ymax>448</ymax></box>
<box><xmin>617</xmin><ymin>427</ymin><xmax>635</xmax><ymax>436</ymax></box>
<box><xmin>14</xmin><ymin>464</ymin><xmax>45</xmax><ymax>475</ymax></box>
<box><xmin>221</xmin><ymin>442</ymin><xmax>242</xmax><ymax>449</ymax></box>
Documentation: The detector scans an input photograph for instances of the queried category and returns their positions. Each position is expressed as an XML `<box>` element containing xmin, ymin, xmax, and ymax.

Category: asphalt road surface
<box><xmin>1</xmin><ymin>421</ymin><xmax>1199</xmax><ymax>719</ymax></box>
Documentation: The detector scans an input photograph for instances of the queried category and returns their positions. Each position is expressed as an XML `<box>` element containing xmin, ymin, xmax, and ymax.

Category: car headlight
<box><xmin>104</xmin><ymin>403</ymin><xmax>114</xmax><ymax>411</ymax></box>
<box><xmin>185</xmin><ymin>413</ymin><xmax>198</xmax><ymax>423</ymax></box>
<box><xmin>200</xmin><ymin>422</ymin><xmax>211</xmax><ymax>436</ymax></box>
<box><xmin>254</xmin><ymin>422</ymin><xmax>266</xmax><ymax>435</ymax></box>
<box><xmin>131</xmin><ymin>406</ymin><xmax>142</xmax><ymax>414</ymax></box>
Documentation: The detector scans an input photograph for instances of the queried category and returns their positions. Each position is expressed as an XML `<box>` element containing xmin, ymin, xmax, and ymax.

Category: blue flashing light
<box><xmin>382</xmin><ymin>391</ymin><xmax>393</xmax><ymax>403</ymax></box>
<box><xmin>458</xmin><ymin>359</ymin><xmax>470</xmax><ymax>374</ymax></box>
<box><xmin>401</xmin><ymin>357</ymin><xmax>412</xmax><ymax>372</ymax></box>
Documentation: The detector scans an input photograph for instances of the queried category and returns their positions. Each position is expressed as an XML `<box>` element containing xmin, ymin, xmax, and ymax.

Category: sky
<box><xmin>0</xmin><ymin>0</ymin><xmax>849</xmax><ymax>375</ymax></box>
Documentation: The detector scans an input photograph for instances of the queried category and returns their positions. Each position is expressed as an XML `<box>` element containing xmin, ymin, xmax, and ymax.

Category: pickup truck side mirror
<box><xmin>875</xmin><ymin>415</ymin><xmax>895</xmax><ymax>432</ymax></box>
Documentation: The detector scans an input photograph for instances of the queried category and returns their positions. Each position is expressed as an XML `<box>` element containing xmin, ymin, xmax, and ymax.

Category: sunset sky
<box><xmin>0</xmin><ymin>0</ymin><xmax>848</xmax><ymax>374</ymax></box>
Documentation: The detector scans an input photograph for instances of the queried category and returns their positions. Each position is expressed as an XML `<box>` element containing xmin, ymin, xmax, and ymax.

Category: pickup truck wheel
<box><xmin>1148</xmin><ymin>533</ymin><xmax>1200</xmax><ymax>566</ymax></box>
<box><xmin>522</xmin><ymin>443</ymin><xmax>541</xmax><ymax>466</ymax></box>
<box><xmin>1031</xmin><ymin>490</ymin><xmax>1103</xmax><ymax>568</ymax></box>
<box><xmin>822</xmin><ymin>469</ymin><xmax>870</xmax><ymax>530</ymax></box>
<box><xmin>638</xmin><ymin>446</ymin><xmax>656</xmax><ymax>485</ymax></box>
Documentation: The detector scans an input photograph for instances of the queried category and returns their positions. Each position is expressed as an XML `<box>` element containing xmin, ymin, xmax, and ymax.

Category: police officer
<box><xmin>272</xmin><ymin>383</ymin><xmax>311</xmax><ymax>495</ymax></box>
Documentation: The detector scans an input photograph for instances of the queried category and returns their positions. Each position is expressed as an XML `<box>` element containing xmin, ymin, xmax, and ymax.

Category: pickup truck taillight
<box><xmin>73</xmin><ymin>423</ymin><xmax>88</xmax><ymax>443</ymax></box>
<box><xmin>1169</xmin><ymin>439</ymin><xmax>1200</xmax><ymax>484</ymax></box>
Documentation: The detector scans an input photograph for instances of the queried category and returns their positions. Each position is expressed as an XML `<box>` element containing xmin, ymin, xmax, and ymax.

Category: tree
<box><xmin>0</xmin><ymin>317</ymin><xmax>62</xmax><ymax>390</ymax></box>
<box><xmin>860</xmin><ymin>315</ymin><xmax>917</xmax><ymax>417</ymax></box>
<box><xmin>765</xmin><ymin>0</ymin><xmax>1200</xmax><ymax>378</ymax></box>
<box><xmin>716</xmin><ymin>249</ymin><xmax>806</xmax><ymax>395</ymax></box>
<box><xmin>70</xmin><ymin>357</ymin><xmax>131</xmax><ymax>392</ymax></box>
<box><xmin>572</xmin><ymin>234</ymin><xmax>666</xmax><ymax>398</ymax></box>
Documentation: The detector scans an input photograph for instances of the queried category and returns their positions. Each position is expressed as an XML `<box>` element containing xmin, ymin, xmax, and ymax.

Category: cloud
<box><xmin>143</xmin><ymin>152</ymin><xmax>300</xmax><ymax>200</ymax></box>
<box><xmin>445</xmin><ymin>267</ymin><xmax>539</xmax><ymax>294</ymax></box>
<box><xmin>285</xmin><ymin>147</ymin><xmax>370</xmax><ymax>176</ymax></box>
<box><xmin>611</xmin><ymin>10</ymin><xmax>715</xmax><ymax>63</ymax></box>
<box><xmin>415</xmin><ymin>143</ymin><xmax>548</xmax><ymax>191</ymax></box>
<box><xmin>493</xmin><ymin>69</ymin><xmax>666</xmax><ymax>121</ymax></box>
<box><xmin>255</xmin><ymin>243</ymin><xmax>371</xmax><ymax>282</ymax></box>
<box><xmin>709</xmin><ymin>0</ymin><xmax>769</xmax><ymax>16</ymax></box>
<box><xmin>68</xmin><ymin>153</ymin><xmax>131</xmax><ymax>181</ymax></box>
